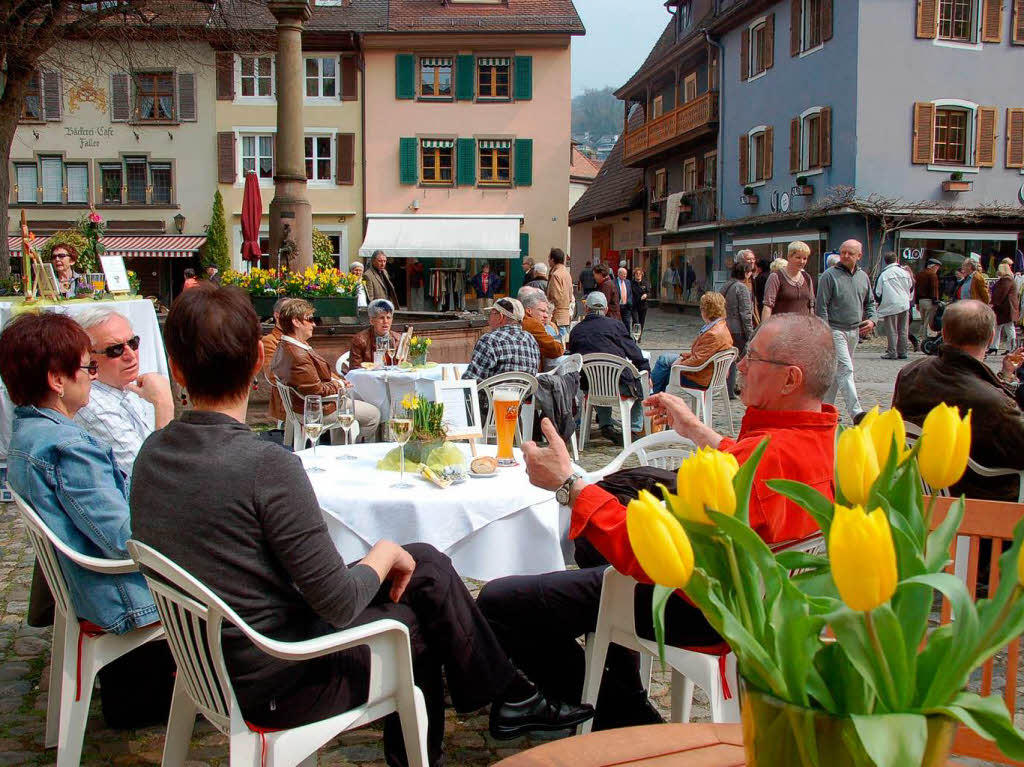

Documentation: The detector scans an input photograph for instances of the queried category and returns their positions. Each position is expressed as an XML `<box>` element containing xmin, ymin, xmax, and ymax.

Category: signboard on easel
<box><xmin>100</xmin><ymin>255</ymin><xmax>130</xmax><ymax>294</ymax></box>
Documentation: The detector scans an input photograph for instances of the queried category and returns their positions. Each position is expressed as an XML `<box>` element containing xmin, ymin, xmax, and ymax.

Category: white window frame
<box><xmin>933</xmin><ymin>0</ymin><xmax>983</xmax><ymax>50</ymax></box>
<box><xmin>926</xmin><ymin>98</ymin><xmax>980</xmax><ymax>172</ymax></box>
<box><xmin>799</xmin><ymin>0</ymin><xmax>826</xmax><ymax>58</ymax></box>
<box><xmin>747</xmin><ymin>124</ymin><xmax>768</xmax><ymax>187</ymax></box>
<box><xmin>747</xmin><ymin>16</ymin><xmax>769</xmax><ymax>81</ymax></box>
<box><xmin>237</xmin><ymin>130</ymin><xmax>276</xmax><ymax>186</ymax></box>
<box><xmin>304</xmin><ymin>130</ymin><xmax>335</xmax><ymax>186</ymax></box>
<box><xmin>304</xmin><ymin>55</ymin><xmax>340</xmax><ymax>102</ymax></box>
<box><xmin>799</xmin><ymin>105</ymin><xmax>826</xmax><ymax>175</ymax></box>
<box><xmin>235</xmin><ymin>54</ymin><xmax>276</xmax><ymax>104</ymax></box>
<box><xmin>317</xmin><ymin>224</ymin><xmax>349</xmax><ymax>271</ymax></box>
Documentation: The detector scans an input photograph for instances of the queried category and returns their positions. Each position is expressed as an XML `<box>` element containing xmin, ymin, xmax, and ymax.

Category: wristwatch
<box><xmin>555</xmin><ymin>471</ymin><xmax>584</xmax><ymax>505</ymax></box>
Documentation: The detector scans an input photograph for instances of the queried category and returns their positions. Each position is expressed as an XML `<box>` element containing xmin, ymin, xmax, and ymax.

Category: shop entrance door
<box><xmin>592</xmin><ymin>225</ymin><xmax>612</xmax><ymax>266</ymax></box>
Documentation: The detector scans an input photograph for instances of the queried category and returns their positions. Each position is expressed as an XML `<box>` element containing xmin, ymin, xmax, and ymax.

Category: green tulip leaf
<box><xmin>804</xmin><ymin>663</ymin><xmax>839</xmax><ymax>715</ymax></box>
<box><xmin>775</xmin><ymin>550</ymin><xmax>829</xmax><ymax>571</ymax></box>
<box><xmin>851</xmin><ymin>713</ymin><xmax>928</xmax><ymax>767</ymax></box>
<box><xmin>891</xmin><ymin>581</ymin><xmax>932</xmax><ymax>673</ymax></box>
<box><xmin>771</xmin><ymin>579</ymin><xmax>827</xmax><ymax>707</ymax></box>
<box><xmin>731</xmin><ymin>436</ymin><xmax>770</xmax><ymax>525</ymax></box>
<box><xmin>924</xmin><ymin>496</ymin><xmax>964</xmax><ymax>572</ymax></box>
<box><xmin>766</xmin><ymin>479</ymin><xmax>835</xmax><ymax>536</ymax></box>
<box><xmin>913</xmin><ymin>625</ymin><xmax>953</xmax><ymax>704</ymax></box>
<box><xmin>650</xmin><ymin>584</ymin><xmax>674</xmax><ymax>664</ymax></box>
<box><xmin>867</xmin><ymin>604</ymin><xmax>912</xmax><ymax>710</ymax></box>
<box><xmin>930</xmin><ymin>691</ymin><xmax>1024</xmax><ymax>759</ymax></box>
<box><xmin>826</xmin><ymin>607</ymin><xmax>896</xmax><ymax>711</ymax></box>
<box><xmin>814</xmin><ymin>642</ymin><xmax>873</xmax><ymax>715</ymax></box>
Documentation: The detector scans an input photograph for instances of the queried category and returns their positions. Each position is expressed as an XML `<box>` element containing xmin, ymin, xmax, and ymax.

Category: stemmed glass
<box><xmin>386</xmin><ymin>337</ymin><xmax>398</xmax><ymax>368</ymax></box>
<box><xmin>388</xmin><ymin>399</ymin><xmax>414</xmax><ymax>488</ymax></box>
<box><xmin>335</xmin><ymin>390</ymin><xmax>357</xmax><ymax>461</ymax></box>
<box><xmin>302</xmin><ymin>395</ymin><xmax>326</xmax><ymax>473</ymax></box>
<box><xmin>631</xmin><ymin>323</ymin><xmax>643</xmax><ymax>344</ymax></box>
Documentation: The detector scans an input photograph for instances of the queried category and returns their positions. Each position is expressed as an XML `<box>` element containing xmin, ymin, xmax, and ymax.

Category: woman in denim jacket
<box><xmin>0</xmin><ymin>312</ymin><xmax>157</xmax><ymax>634</ymax></box>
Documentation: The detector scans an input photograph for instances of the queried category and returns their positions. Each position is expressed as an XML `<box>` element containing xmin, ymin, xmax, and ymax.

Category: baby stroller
<box><xmin>921</xmin><ymin>301</ymin><xmax>945</xmax><ymax>356</ymax></box>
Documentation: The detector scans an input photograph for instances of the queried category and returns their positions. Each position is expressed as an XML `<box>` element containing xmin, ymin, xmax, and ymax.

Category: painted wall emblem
<box><xmin>68</xmin><ymin>78</ymin><xmax>107</xmax><ymax>114</ymax></box>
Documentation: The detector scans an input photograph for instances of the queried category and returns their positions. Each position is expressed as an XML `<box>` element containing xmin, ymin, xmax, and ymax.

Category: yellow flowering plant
<box><xmin>628</xmin><ymin>403</ymin><xmax>1024</xmax><ymax>766</ymax></box>
<box><xmin>221</xmin><ymin>266</ymin><xmax>361</xmax><ymax>298</ymax></box>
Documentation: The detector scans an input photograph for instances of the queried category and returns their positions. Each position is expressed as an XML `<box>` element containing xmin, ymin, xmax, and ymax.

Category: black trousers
<box><xmin>620</xmin><ymin>305</ymin><xmax>634</xmax><ymax>332</ymax></box>
<box><xmin>636</xmin><ymin>304</ymin><xmax>648</xmax><ymax>330</ymax></box>
<box><xmin>477</xmin><ymin>566</ymin><xmax>720</xmax><ymax>729</ymax></box>
<box><xmin>247</xmin><ymin>544</ymin><xmax>516</xmax><ymax>767</ymax></box>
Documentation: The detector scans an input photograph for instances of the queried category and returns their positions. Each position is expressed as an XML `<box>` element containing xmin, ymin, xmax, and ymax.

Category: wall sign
<box><xmin>64</xmin><ymin>125</ymin><xmax>115</xmax><ymax>149</ymax></box>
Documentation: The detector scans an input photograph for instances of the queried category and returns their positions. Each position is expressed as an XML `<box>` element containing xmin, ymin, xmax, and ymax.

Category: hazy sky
<box><xmin>571</xmin><ymin>0</ymin><xmax>673</xmax><ymax>96</ymax></box>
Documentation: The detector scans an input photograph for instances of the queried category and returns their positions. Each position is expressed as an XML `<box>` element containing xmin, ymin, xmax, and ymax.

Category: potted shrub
<box><xmin>943</xmin><ymin>171</ymin><xmax>972</xmax><ymax>193</ymax></box>
<box><xmin>741</xmin><ymin>186</ymin><xmax>759</xmax><ymax>205</ymax></box>
<box><xmin>793</xmin><ymin>175</ymin><xmax>814</xmax><ymax>196</ymax></box>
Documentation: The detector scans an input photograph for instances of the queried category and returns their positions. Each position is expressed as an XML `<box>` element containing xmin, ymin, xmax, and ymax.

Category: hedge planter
<box><xmin>942</xmin><ymin>180</ymin><xmax>973</xmax><ymax>193</ymax></box>
<box><xmin>251</xmin><ymin>295</ymin><xmax>357</xmax><ymax>319</ymax></box>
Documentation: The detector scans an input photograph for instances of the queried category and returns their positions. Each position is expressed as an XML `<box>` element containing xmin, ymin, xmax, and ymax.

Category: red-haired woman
<box><xmin>48</xmin><ymin>242</ymin><xmax>88</xmax><ymax>298</ymax></box>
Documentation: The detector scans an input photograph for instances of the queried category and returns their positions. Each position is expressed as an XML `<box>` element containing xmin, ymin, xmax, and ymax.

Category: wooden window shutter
<box><xmin>395</xmin><ymin>54</ymin><xmax>415</xmax><ymax>100</ymax></box>
<box><xmin>740</xmin><ymin>28</ymin><xmax>750</xmax><ymax>81</ymax></box>
<box><xmin>520</xmin><ymin>232</ymin><xmax>529</xmax><ymax>258</ymax></box>
<box><xmin>822</xmin><ymin>0</ymin><xmax>834</xmax><ymax>41</ymax></box>
<box><xmin>912</xmin><ymin>102</ymin><xmax>936</xmax><ymax>163</ymax></box>
<box><xmin>1006</xmin><ymin>108</ymin><xmax>1024</xmax><ymax>167</ymax></box>
<box><xmin>765</xmin><ymin>13</ymin><xmax>775</xmax><ymax>69</ymax></box>
<box><xmin>763</xmin><ymin>126</ymin><xmax>774</xmax><ymax>179</ymax></box>
<box><xmin>399</xmin><ymin>137</ymin><xmax>418</xmax><ymax>184</ymax></box>
<box><xmin>41</xmin><ymin>71</ymin><xmax>61</xmax><ymax>121</ymax></box>
<box><xmin>982</xmin><ymin>0</ymin><xmax>1003</xmax><ymax>42</ymax></box>
<box><xmin>514</xmin><ymin>56</ymin><xmax>533</xmax><ymax>100</ymax></box>
<box><xmin>110</xmin><ymin>73</ymin><xmax>131</xmax><ymax>122</ymax></box>
<box><xmin>456</xmin><ymin>55</ymin><xmax>475</xmax><ymax>101</ymax></box>
<box><xmin>341</xmin><ymin>56</ymin><xmax>358</xmax><ymax>101</ymax></box>
<box><xmin>916</xmin><ymin>0</ymin><xmax>938</xmax><ymax>38</ymax></box>
<box><xmin>456</xmin><ymin>138</ymin><xmax>475</xmax><ymax>186</ymax></box>
<box><xmin>336</xmin><ymin>133</ymin><xmax>355</xmax><ymax>185</ymax></box>
<box><xmin>217</xmin><ymin>132</ymin><xmax>236</xmax><ymax>184</ymax></box>
<box><xmin>177</xmin><ymin>72</ymin><xmax>197</xmax><ymax>121</ymax></box>
<box><xmin>976</xmin><ymin>107</ymin><xmax>998</xmax><ymax>167</ymax></box>
<box><xmin>739</xmin><ymin>135</ymin><xmax>749</xmax><ymax>185</ymax></box>
<box><xmin>1014</xmin><ymin>0</ymin><xmax>1024</xmax><ymax>43</ymax></box>
<box><xmin>216</xmin><ymin>51</ymin><xmax>234</xmax><ymax>100</ymax></box>
<box><xmin>791</xmin><ymin>0</ymin><xmax>802</xmax><ymax>55</ymax></box>
<box><xmin>789</xmin><ymin>117</ymin><xmax>801</xmax><ymax>173</ymax></box>
<box><xmin>819</xmin><ymin>106</ymin><xmax>832</xmax><ymax>166</ymax></box>
<box><xmin>514</xmin><ymin>138</ymin><xmax>533</xmax><ymax>186</ymax></box>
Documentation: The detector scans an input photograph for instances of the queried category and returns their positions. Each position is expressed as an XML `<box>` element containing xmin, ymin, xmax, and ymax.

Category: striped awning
<box><xmin>7</xmin><ymin>235</ymin><xmax>53</xmax><ymax>255</ymax></box>
<box><xmin>479</xmin><ymin>139</ymin><xmax>512</xmax><ymax>149</ymax></box>
<box><xmin>8</xmin><ymin>234</ymin><xmax>206</xmax><ymax>258</ymax></box>
<box><xmin>421</xmin><ymin>138</ymin><xmax>454</xmax><ymax>149</ymax></box>
<box><xmin>420</xmin><ymin>57</ymin><xmax>452</xmax><ymax>67</ymax></box>
<box><xmin>478</xmin><ymin>57</ymin><xmax>510</xmax><ymax>67</ymax></box>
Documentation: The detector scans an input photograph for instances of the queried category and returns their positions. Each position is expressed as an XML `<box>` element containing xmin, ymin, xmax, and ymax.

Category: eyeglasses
<box><xmin>51</xmin><ymin>252</ymin><xmax>71</xmax><ymax>260</ymax></box>
<box><xmin>93</xmin><ymin>335</ymin><xmax>140</xmax><ymax>358</ymax></box>
<box><xmin>742</xmin><ymin>348</ymin><xmax>793</xmax><ymax>367</ymax></box>
<box><xmin>79</xmin><ymin>361</ymin><xmax>99</xmax><ymax>376</ymax></box>
<box><xmin>301</xmin><ymin>315</ymin><xmax>316</xmax><ymax>323</ymax></box>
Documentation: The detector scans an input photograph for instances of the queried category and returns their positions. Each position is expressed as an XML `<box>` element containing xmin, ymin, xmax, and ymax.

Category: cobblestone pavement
<box><xmin>0</xmin><ymin>306</ymin><xmax>998</xmax><ymax>765</ymax></box>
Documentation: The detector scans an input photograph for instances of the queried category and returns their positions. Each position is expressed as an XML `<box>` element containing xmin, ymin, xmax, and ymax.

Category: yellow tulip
<box><xmin>829</xmin><ymin>505</ymin><xmax>898</xmax><ymax>612</ymax></box>
<box><xmin>836</xmin><ymin>425</ymin><xmax>880</xmax><ymax>507</ymax></box>
<box><xmin>626</xmin><ymin>490</ymin><xmax>695</xmax><ymax>589</ymax></box>
<box><xmin>860</xmin><ymin>406</ymin><xmax>908</xmax><ymax>468</ymax></box>
<box><xmin>663</xmin><ymin>447</ymin><xmax>739</xmax><ymax>525</ymax></box>
<box><xmin>918</xmin><ymin>404</ymin><xmax>972</xmax><ymax>491</ymax></box>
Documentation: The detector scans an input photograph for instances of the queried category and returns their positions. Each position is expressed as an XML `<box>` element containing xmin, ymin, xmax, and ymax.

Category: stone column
<box><xmin>268</xmin><ymin>0</ymin><xmax>313</xmax><ymax>271</ymax></box>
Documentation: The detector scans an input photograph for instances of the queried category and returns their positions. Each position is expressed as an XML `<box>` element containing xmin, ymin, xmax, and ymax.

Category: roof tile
<box><xmin>568</xmin><ymin>135</ymin><xmax>643</xmax><ymax>224</ymax></box>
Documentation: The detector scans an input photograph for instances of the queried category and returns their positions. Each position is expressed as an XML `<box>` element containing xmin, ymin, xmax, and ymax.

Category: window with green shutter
<box><xmin>399</xmin><ymin>137</ymin><xmax>417</xmax><ymax>184</ymax></box>
<box><xmin>395</xmin><ymin>54</ymin><xmax>415</xmax><ymax>100</ymax></box>
<box><xmin>457</xmin><ymin>138</ymin><xmax>476</xmax><ymax>186</ymax></box>
<box><xmin>514</xmin><ymin>56</ymin><xmax>533</xmax><ymax>101</ymax></box>
<box><xmin>514</xmin><ymin>138</ymin><xmax>533</xmax><ymax>186</ymax></box>
<box><xmin>455</xmin><ymin>55</ymin><xmax>475</xmax><ymax>101</ymax></box>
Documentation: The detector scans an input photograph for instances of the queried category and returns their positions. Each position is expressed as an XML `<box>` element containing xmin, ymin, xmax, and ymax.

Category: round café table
<box><xmin>297</xmin><ymin>441</ymin><xmax>571</xmax><ymax>581</ymax></box>
<box><xmin>345</xmin><ymin>363</ymin><xmax>469</xmax><ymax>419</ymax></box>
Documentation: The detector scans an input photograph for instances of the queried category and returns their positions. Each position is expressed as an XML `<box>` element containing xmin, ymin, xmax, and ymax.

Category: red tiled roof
<box><xmin>568</xmin><ymin>135</ymin><xmax>643</xmax><ymax>225</ymax></box>
<box><xmin>387</xmin><ymin>0</ymin><xmax>584</xmax><ymax>33</ymax></box>
<box><xmin>570</xmin><ymin>147</ymin><xmax>601</xmax><ymax>180</ymax></box>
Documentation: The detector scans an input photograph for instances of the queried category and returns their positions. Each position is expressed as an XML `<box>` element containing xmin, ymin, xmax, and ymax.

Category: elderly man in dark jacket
<box><xmin>892</xmin><ymin>299</ymin><xmax>1024</xmax><ymax>501</ymax></box>
<box><xmin>568</xmin><ymin>291</ymin><xmax>650</xmax><ymax>442</ymax></box>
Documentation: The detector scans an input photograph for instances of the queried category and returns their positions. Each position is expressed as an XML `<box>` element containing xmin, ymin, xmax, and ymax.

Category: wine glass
<box><xmin>335</xmin><ymin>390</ymin><xmax>357</xmax><ymax>461</ymax></box>
<box><xmin>631</xmin><ymin>323</ymin><xmax>643</xmax><ymax>343</ymax></box>
<box><xmin>386</xmin><ymin>337</ymin><xmax>398</xmax><ymax>368</ymax></box>
<box><xmin>302</xmin><ymin>395</ymin><xmax>326</xmax><ymax>473</ymax></box>
<box><xmin>389</xmin><ymin>400</ymin><xmax>414</xmax><ymax>489</ymax></box>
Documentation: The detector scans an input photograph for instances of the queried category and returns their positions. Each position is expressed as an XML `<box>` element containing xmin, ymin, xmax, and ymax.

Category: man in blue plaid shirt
<box><xmin>463</xmin><ymin>298</ymin><xmax>541</xmax><ymax>382</ymax></box>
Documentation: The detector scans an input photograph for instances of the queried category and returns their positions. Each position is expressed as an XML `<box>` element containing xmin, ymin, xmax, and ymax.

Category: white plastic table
<box><xmin>301</xmin><ymin>441</ymin><xmax>571</xmax><ymax>581</ymax></box>
<box><xmin>345</xmin><ymin>363</ymin><xmax>469</xmax><ymax>418</ymax></box>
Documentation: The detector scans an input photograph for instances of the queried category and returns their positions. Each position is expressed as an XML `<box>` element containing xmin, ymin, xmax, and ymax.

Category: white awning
<box><xmin>359</xmin><ymin>214</ymin><xmax>523</xmax><ymax>260</ymax></box>
<box><xmin>896</xmin><ymin>229</ymin><xmax>1020</xmax><ymax>242</ymax></box>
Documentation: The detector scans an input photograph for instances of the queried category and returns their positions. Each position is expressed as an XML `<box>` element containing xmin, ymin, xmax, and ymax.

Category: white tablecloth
<box><xmin>345</xmin><ymin>363</ymin><xmax>468</xmax><ymax>418</ymax></box>
<box><xmin>0</xmin><ymin>298</ymin><xmax>168</xmax><ymax>459</ymax></box>
<box><xmin>302</xmin><ymin>441</ymin><xmax>571</xmax><ymax>580</ymax></box>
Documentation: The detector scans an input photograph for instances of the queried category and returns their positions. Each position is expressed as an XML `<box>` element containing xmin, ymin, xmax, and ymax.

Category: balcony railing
<box><xmin>624</xmin><ymin>91</ymin><xmax>719</xmax><ymax>164</ymax></box>
<box><xmin>647</xmin><ymin>187</ymin><xmax>717</xmax><ymax>231</ymax></box>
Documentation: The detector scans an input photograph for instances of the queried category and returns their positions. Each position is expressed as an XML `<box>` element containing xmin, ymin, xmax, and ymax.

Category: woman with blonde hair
<box><xmin>761</xmin><ymin>240</ymin><xmax>815</xmax><ymax>321</ymax></box>
<box><xmin>991</xmin><ymin>261</ymin><xmax>1019</xmax><ymax>353</ymax></box>
<box><xmin>770</xmin><ymin>257</ymin><xmax>788</xmax><ymax>272</ymax></box>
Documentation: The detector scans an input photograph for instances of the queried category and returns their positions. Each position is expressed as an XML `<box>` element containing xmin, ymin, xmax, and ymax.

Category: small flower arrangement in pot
<box><xmin>627</xmin><ymin>403</ymin><xmax>1024</xmax><ymax>767</ymax></box>
<box><xmin>408</xmin><ymin>336</ymin><xmax>433</xmax><ymax>367</ymax></box>
<box><xmin>378</xmin><ymin>395</ymin><xmax>466</xmax><ymax>478</ymax></box>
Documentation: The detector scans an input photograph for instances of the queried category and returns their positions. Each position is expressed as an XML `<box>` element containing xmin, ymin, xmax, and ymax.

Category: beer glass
<box><xmin>493</xmin><ymin>387</ymin><xmax>520</xmax><ymax>467</ymax></box>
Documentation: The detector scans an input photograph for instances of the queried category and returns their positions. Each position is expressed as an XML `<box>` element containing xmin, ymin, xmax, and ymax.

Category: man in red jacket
<box><xmin>477</xmin><ymin>313</ymin><xmax>838</xmax><ymax>729</ymax></box>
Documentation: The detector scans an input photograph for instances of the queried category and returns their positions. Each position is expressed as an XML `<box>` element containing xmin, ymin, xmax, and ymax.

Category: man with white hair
<box><xmin>74</xmin><ymin>308</ymin><xmax>174</xmax><ymax>480</ymax></box>
<box><xmin>462</xmin><ymin>298</ymin><xmax>540</xmax><ymax>382</ymax></box>
<box><xmin>518</xmin><ymin>287</ymin><xmax>564</xmax><ymax>370</ymax></box>
<box><xmin>615</xmin><ymin>267</ymin><xmax>634</xmax><ymax>331</ymax></box>
<box><xmin>526</xmin><ymin>262</ymin><xmax>549</xmax><ymax>292</ymax></box>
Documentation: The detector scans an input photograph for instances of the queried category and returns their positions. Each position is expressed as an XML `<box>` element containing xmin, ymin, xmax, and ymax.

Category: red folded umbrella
<box><xmin>240</xmin><ymin>171</ymin><xmax>263</xmax><ymax>264</ymax></box>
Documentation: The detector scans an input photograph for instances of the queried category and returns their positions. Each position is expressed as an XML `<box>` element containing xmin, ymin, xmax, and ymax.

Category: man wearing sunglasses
<box><xmin>74</xmin><ymin>309</ymin><xmax>174</xmax><ymax>481</ymax></box>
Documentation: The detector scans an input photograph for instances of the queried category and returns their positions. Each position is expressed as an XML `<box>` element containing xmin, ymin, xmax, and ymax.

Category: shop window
<box><xmin>133</xmin><ymin>72</ymin><xmax>174</xmax><ymax>121</ymax></box>
<box><xmin>100</xmin><ymin>164</ymin><xmax>122</xmax><ymax>203</ymax></box>
<box><xmin>241</xmin><ymin>134</ymin><xmax>275</xmax><ymax>180</ymax></box>
<box><xmin>934</xmin><ymin>107</ymin><xmax>970</xmax><ymax>164</ymax></box>
<box><xmin>420</xmin><ymin>139</ymin><xmax>453</xmax><ymax>184</ymax></box>
<box><xmin>420</xmin><ymin>57</ymin><xmax>453</xmax><ymax>99</ymax></box>
<box><xmin>240</xmin><ymin>55</ymin><xmax>274</xmax><ymax>98</ymax></box>
<box><xmin>305</xmin><ymin>56</ymin><xmax>337</xmax><ymax>98</ymax></box>
<box><xmin>304</xmin><ymin>135</ymin><xmax>333</xmax><ymax>182</ymax></box>
<box><xmin>479</xmin><ymin>140</ymin><xmax>511</xmax><ymax>185</ymax></box>
<box><xmin>477</xmin><ymin>58</ymin><xmax>510</xmax><ymax>100</ymax></box>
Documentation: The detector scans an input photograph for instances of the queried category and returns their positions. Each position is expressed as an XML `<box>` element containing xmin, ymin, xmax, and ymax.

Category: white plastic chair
<box><xmin>667</xmin><ymin>348</ymin><xmax>738</xmax><ymax>436</ymax></box>
<box><xmin>537</xmin><ymin>354</ymin><xmax>584</xmax><ymax>460</ymax></box>
<box><xmin>126</xmin><ymin>539</ymin><xmax>430</xmax><ymax>767</ymax></box>
<box><xmin>334</xmin><ymin>350</ymin><xmax>351</xmax><ymax>377</ymax></box>
<box><xmin>580</xmin><ymin>533</ymin><xmax>825</xmax><ymax>732</ymax></box>
<box><xmin>11</xmin><ymin>490</ymin><xmax>166</xmax><ymax>767</ymax></box>
<box><xmin>579</xmin><ymin>353</ymin><xmax>651</xmax><ymax>451</ymax></box>
<box><xmin>479</xmin><ymin>371</ymin><xmax>539</xmax><ymax>447</ymax></box>
<box><xmin>275</xmin><ymin>381</ymin><xmax>343</xmax><ymax>452</ymax></box>
<box><xmin>585</xmin><ymin>431</ymin><xmax>698</xmax><ymax>482</ymax></box>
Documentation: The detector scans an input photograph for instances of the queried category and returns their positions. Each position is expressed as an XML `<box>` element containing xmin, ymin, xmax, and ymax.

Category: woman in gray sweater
<box><xmin>130</xmin><ymin>284</ymin><xmax>592</xmax><ymax>767</ymax></box>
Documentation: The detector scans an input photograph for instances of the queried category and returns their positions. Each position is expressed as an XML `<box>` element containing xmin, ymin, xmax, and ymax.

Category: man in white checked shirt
<box><xmin>74</xmin><ymin>308</ymin><xmax>174</xmax><ymax>482</ymax></box>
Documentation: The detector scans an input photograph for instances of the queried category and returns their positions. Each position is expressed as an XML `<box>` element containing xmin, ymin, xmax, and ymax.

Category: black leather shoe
<box><xmin>489</xmin><ymin>692</ymin><xmax>595</xmax><ymax>740</ymax></box>
<box><xmin>600</xmin><ymin>425</ymin><xmax>622</xmax><ymax>443</ymax></box>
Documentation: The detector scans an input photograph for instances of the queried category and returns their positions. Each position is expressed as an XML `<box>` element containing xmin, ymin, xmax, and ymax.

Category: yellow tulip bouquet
<box><xmin>626</xmin><ymin>403</ymin><xmax>1024</xmax><ymax>767</ymax></box>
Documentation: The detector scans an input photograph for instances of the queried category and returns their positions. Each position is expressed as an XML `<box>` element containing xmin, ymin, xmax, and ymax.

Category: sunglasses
<box><xmin>93</xmin><ymin>335</ymin><xmax>140</xmax><ymax>358</ymax></box>
<box><xmin>79</xmin><ymin>361</ymin><xmax>99</xmax><ymax>376</ymax></box>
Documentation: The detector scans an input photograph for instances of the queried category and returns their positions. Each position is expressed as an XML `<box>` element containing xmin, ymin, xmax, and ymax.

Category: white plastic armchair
<box><xmin>335</xmin><ymin>350</ymin><xmax>351</xmax><ymax>377</ymax></box>
<box><xmin>585</xmin><ymin>431</ymin><xmax>698</xmax><ymax>482</ymax></box>
<box><xmin>11</xmin><ymin>489</ymin><xmax>165</xmax><ymax>767</ymax></box>
<box><xmin>275</xmin><ymin>380</ymin><xmax>344</xmax><ymax>452</ymax></box>
<box><xmin>479</xmin><ymin>371</ymin><xmax>539</xmax><ymax>446</ymax></box>
<box><xmin>126</xmin><ymin>539</ymin><xmax>430</xmax><ymax>767</ymax></box>
<box><xmin>579</xmin><ymin>353</ymin><xmax>651</xmax><ymax>451</ymax></box>
<box><xmin>667</xmin><ymin>347</ymin><xmax>738</xmax><ymax>435</ymax></box>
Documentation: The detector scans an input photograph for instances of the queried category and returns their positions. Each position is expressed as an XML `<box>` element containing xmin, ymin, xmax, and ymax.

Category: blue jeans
<box><xmin>596</xmin><ymin>401</ymin><xmax>644</xmax><ymax>433</ymax></box>
<box><xmin>651</xmin><ymin>353</ymin><xmax>707</xmax><ymax>394</ymax></box>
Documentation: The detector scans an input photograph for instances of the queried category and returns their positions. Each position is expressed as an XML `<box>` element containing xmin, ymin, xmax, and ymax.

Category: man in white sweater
<box><xmin>875</xmin><ymin>251</ymin><xmax>915</xmax><ymax>360</ymax></box>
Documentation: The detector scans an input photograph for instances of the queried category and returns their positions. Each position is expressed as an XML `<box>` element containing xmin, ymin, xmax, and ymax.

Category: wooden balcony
<box><xmin>624</xmin><ymin>91</ymin><xmax>718</xmax><ymax>165</ymax></box>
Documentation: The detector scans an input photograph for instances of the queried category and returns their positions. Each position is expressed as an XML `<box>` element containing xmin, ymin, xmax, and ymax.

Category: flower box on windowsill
<box><xmin>942</xmin><ymin>180</ymin><xmax>973</xmax><ymax>193</ymax></box>
<box><xmin>740</xmin><ymin>194</ymin><xmax>759</xmax><ymax>205</ymax></box>
<box><xmin>792</xmin><ymin>185</ymin><xmax>814</xmax><ymax>196</ymax></box>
